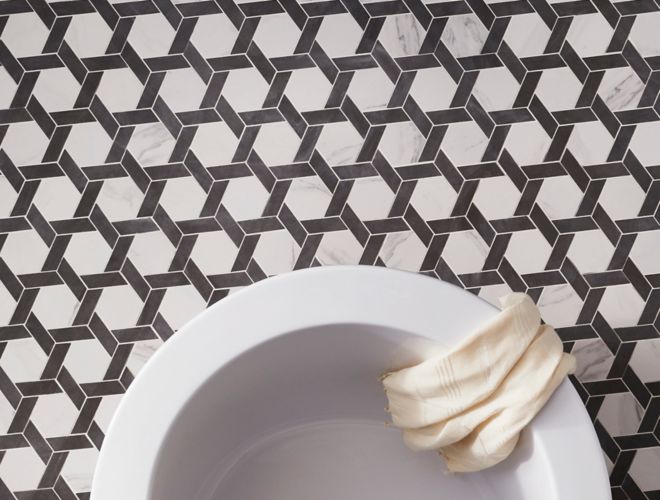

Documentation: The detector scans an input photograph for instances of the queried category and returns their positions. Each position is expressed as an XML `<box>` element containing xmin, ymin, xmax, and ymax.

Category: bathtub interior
<box><xmin>149</xmin><ymin>324</ymin><xmax>555</xmax><ymax>500</ymax></box>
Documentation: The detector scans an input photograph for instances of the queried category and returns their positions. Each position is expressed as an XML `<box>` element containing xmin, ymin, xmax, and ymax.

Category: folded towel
<box><xmin>381</xmin><ymin>293</ymin><xmax>576</xmax><ymax>473</ymax></box>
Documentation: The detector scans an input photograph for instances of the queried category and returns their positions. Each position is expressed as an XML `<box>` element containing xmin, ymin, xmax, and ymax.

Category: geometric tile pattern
<box><xmin>0</xmin><ymin>0</ymin><xmax>659</xmax><ymax>497</ymax></box>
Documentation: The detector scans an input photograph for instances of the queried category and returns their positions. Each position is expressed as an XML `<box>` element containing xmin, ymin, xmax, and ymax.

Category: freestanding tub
<box><xmin>91</xmin><ymin>266</ymin><xmax>611</xmax><ymax>500</ymax></box>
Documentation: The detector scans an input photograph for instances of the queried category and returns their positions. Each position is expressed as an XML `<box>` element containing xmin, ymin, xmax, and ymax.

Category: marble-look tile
<box><xmin>93</xmin><ymin>395</ymin><xmax>123</xmax><ymax>434</ymax></box>
<box><xmin>629</xmin><ymin>121</ymin><xmax>660</xmax><ymax>166</ymax></box>
<box><xmin>316</xmin><ymin>122</ymin><xmax>364</xmax><ymax>166</ymax></box>
<box><xmin>222</xmin><ymin>176</ymin><xmax>270</xmax><ymax>221</ymax></box>
<box><xmin>31</xmin><ymin>284</ymin><xmax>80</xmax><ymax>328</ymax></box>
<box><xmin>0</xmin><ymin>229</ymin><xmax>50</xmax><ymax>275</ymax></box>
<box><xmin>347</xmin><ymin>67</ymin><xmax>395</xmax><ymax>111</ymax></box>
<box><xmin>380</xmin><ymin>232</ymin><xmax>427</xmax><ymax>272</ymax></box>
<box><xmin>222</xmin><ymin>67</ymin><xmax>271</xmax><ymax>112</ymax></box>
<box><xmin>566</xmin><ymin>121</ymin><xmax>615</xmax><ymax>165</ymax></box>
<box><xmin>128</xmin><ymin>231</ymin><xmax>176</xmax><ymax>276</ymax></box>
<box><xmin>253</xmin><ymin>229</ymin><xmax>302</xmax><ymax>276</ymax></box>
<box><xmin>0</xmin><ymin>283</ymin><xmax>16</xmax><ymax>327</ymax></box>
<box><xmin>0</xmin><ymin>12</ymin><xmax>49</xmax><ymax>58</ymax></box>
<box><xmin>472</xmin><ymin>67</ymin><xmax>520</xmax><ymax>111</ymax></box>
<box><xmin>159</xmin><ymin>177</ymin><xmax>207</xmax><ymax>221</ymax></box>
<box><xmin>566</xmin><ymin>230</ymin><xmax>615</xmax><ymax>274</ymax></box>
<box><xmin>96</xmin><ymin>177</ymin><xmax>144</xmax><ymax>221</ymax></box>
<box><xmin>190</xmin><ymin>232</ymin><xmax>239</xmax><ymax>275</ymax></box>
<box><xmin>285</xmin><ymin>177</ymin><xmax>334</xmax><ymax>220</ymax></box>
<box><xmin>409</xmin><ymin>176</ymin><xmax>457</xmax><ymax>221</ymax></box>
<box><xmin>472</xmin><ymin>175</ymin><xmax>521</xmax><ymax>219</ymax></box>
<box><xmin>572</xmin><ymin>338</ymin><xmax>614</xmax><ymax>382</ymax></box>
<box><xmin>505</xmin><ymin>229</ymin><xmax>553</xmax><ymax>274</ymax></box>
<box><xmin>65</xmin><ymin>122</ymin><xmax>114</xmax><ymax>167</ymax></box>
<box><xmin>315</xmin><ymin>14</ymin><xmax>363</xmax><ymax>58</ymax></box>
<box><xmin>379</xmin><ymin>122</ymin><xmax>426</xmax><ymax>166</ymax></box>
<box><xmin>95</xmin><ymin>285</ymin><xmax>144</xmax><ymax>330</ymax></box>
<box><xmin>63</xmin><ymin>340</ymin><xmax>112</xmax><ymax>384</ymax></box>
<box><xmin>378</xmin><ymin>13</ymin><xmax>424</xmax><ymax>58</ymax></box>
<box><xmin>0</xmin><ymin>448</ymin><xmax>45</xmax><ymax>492</ymax></box>
<box><xmin>61</xmin><ymin>448</ymin><xmax>99</xmax><ymax>494</ymax></box>
<box><xmin>503</xmin><ymin>121</ymin><xmax>551</xmax><ymax>166</ymax></box>
<box><xmin>253</xmin><ymin>122</ymin><xmax>301</xmax><ymax>166</ymax></box>
<box><xmin>478</xmin><ymin>283</ymin><xmax>514</xmax><ymax>306</ymax></box>
<box><xmin>190</xmin><ymin>14</ymin><xmax>237</xmax><ymax>58</ymax></box>
<box><xmin>442</xmin><ymin>230</ymin><xmax>490</xmax><ymax>274</ymax></box>
<box><xmin>598</xmin><ymin>176</ymin><xmax>646</xmax><ymax>221</ymax></box>
<box><xmin>286</xmin><ymin>68</ymin><xmax>333</xmax><ymax>112</ymax></box>
<box><xmin>0</xmin><ymin>67</ymin><xmax>17</xmax><ymax>109</ymax></box>
<box><xmin>598</xmin><ymin>68</ymin><xmax>644</xmax><ymax>112</ymax></box>
<box><xmin>316</xmin><ymin>230</ymin><xmax>363</xmax><ymax>265</ymax></box>
<box><xmin>534</xmin><ymin>67</ymin><xmax>583</xmax><ymax>111</ymax></box>
<box><xmin>598</xmin><ymin>284</ymin><xmax>645</xmax><ymax>329</ymax></box>
<box><xmin>630</xmin><ymin>230</ymin><xmax>660</xmax><ymax>275</ymax></box>
<box><xmin>598</xmin><ymin>392</ymin><xmax>644</xmax><ymax>436</ymax></box>
<box><xmin>346</xmin><ymin>177</ymin><xmax>395</xmax><ymax>220</ymax></box>
<box><xmin>32</xmin><ymin>177</ymin><xmax>80</xmax><ymax>221</ymax></box>
<box><xmin>441</xmin><ymin>121</ymin><xmax>489</xmax><ymax>166</ymax></box>
<box><xmin>64</xmin><ymin>232</ymin><xmax>114</xmax><ymax>276</ymax></box>
<box><xmin>0</xmin><ymin>338</ymin><xmax>48</xmax><ymax>383</ymax></box>
<box><xmin>441</xmin><ymin>14</ymin><xmax>488</xmax><ymax>58</ymax></box>
<box><xmin>30</xmin><ymin>393</ymin><xmax>79</xmax><ymax>437</ymax></box>
<box><xmin>0</xmin><ymin>392</ymin><xmax>15</xmax><ymax>434</ymax></box>
<box><xmin>127</xmin><ymin>122</ymin><xmax>177</xmax><ymax>167</ymax></box>
<box><xmin>566</xmin><ymin>13</ymin><xmax>613</xmax><ymax>57</ymax></box>
<box><xmin>630</xmin><ymin>447</ymin><xmax>660</xmax><ymax>492</ymax></box>
<box><xmin>33</xmin><ymin>68</ymin><xmax>81</xmax><ymax>112</ymax></box>
<box><xmin>126</xmin><ymin>13</ymin><xmax>176</xmax><ymax>58</ymax></box>
<box><xmin>96</xmin><ymin>68</ymin><xmax>145</xmax><ymax>113</ymax></box>
<box><xmin>0</xmin><ymin>121</ymin><xmax>49</xmax><ymax>166</ymax></box>
<box><xmin>126</xmin><ymin>339</ymin><xmax>164</xmax><ymax>375</ymax></box>
<box><xmin>409</xmin><ymin>67</ymin><xmax>457</xmax><ymax>110</ymax></box>
<box><xmin>64</xmin><ymin>13</ymin><xmax>113</xmax><ymax>58</ymax></box>
<box><xmin>629</xmin><ymin>339</ymin><xmax>660</xmax><ymax>383</ymax></box>
<box><xmin>534</xmin><ymin>176</ymin><xmax>584</xmax><ymax>220</ymax></box>
<box><xmin>502</xmin><ymin>13</ymin><xmax>551</xmax><ymax>57</ymax></box>
<box><xmin>538</xmin><ymin>284</ymin><xmax>583</xmax><ymax>328</ymax></box>
<box><xmin>253</xmin><ymin>13</ymin><xmax>301</xmax><ymax>58</ymax></box>
<box><xmin>191</xmin><ymin>122</ymin><xmax>240</xmax><ymax>167</ymax></box>
<box><xmin>159</xmin><ymin>284</ymin><xmax>208</xmax><ymax>330</ymax></box>
<box><xmin>158</xmin><ymin>68</ymin><xmax>207</xmax><ymax>113</ymax></box>
<box><xmin>629</xmin><ymin>12</ymin><xmax>660</xmax><ymax>56</ymax></box>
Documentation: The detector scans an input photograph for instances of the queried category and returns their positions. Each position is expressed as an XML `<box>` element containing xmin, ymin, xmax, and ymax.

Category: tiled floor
<box><xmin>0</xmin><ymin>0</ymin><xmax>659</xmax><ymax>498</ymax></box>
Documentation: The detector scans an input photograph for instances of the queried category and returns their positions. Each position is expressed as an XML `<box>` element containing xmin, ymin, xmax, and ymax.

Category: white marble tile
<box><xmin>126</xmin><ymin>338</ymin><xmax>164</xmax><ymax>375</ymax></box>
<box><xmin>347</xmin><ymin>67</ymin><xmax>394</xmax><ymax>111</ymax></box>
<box><xmin>32</xmin><ymin>68</ymin><xmax>81</xmax><ymax>112</ymax></box>
<box><xmin>158</xmin><ymin>68</ymin><xmax>207</xmax><ymax>112</ymax></box>
<box><xmin>630</xmin><ymin>230</ymin><xmax>660</xmax><ymax>275</ymax></box>
<box><xmin>64</xmin><ymin>13</ymin><xmax>113</xmax><ymax>58</ymax></box>
<box><xmin>64</xmin><ymin>232</ymin><xmax>113</xmax><ymax>276</ymax></box>
<box><xmin>504</xmin><ymin>229</ymin><xmax>553</xmax><ymax>274</ymax></box>
<box><xmin>1</xmin><ymin>229</ymin><xmax>50</xmax><ymax>275</ymax></box>
<box><xmin>598</xmin><ymin>392</ymin><xmax>644</xmax><ymax>436</ymax></box>
<box><xmin>440</xmin><ymin>14</ymin><xmax>488</xmax><ymax>58</ymax></box>
<box><xmin>190</xmin><ymin>231</ymin><xmax>238</xmax><ymax>275</ymax></box>
<box><xmin>442</xmin><ymin>230</ymin><xmax>489</xmax><ymax>274</ymax></box>
<box><xmin>472</xmin><ymin>67</ymin><xmax>520</xmax><ymax>111</ymax></box>
<box><xmin>63</xmin><ymin>340</ymin><xmax>112</xmax><ymax>384</ymax></box>
<box><xmin>1</xmin><ymin>121</ymin><xmax>49</xmax><ymax>166</ymax></box>
<box><xmin>93</xmin><ymin>394</ymin><xmax>123</xmax><ymax>434</ymax></box>
<box><xmin>0</xmin><ymin>67</ymin><xmax>17</xmax><ymax>109</ymax></box>
<box><xmin>379</xmin><ymin>122</ymin><xmax>425</xmax><ymax>166</ymax></box>
<box><xmin>0</xmin><ymin>338</ymin><xmax>48</xmax><ymax>383</ymax></box>
<box><xmin>0</xmin><ymin>283</ymin><xmax>15</xmax><ymax>327</ymax></box>
<box><xmin>409</xmin><ymin>67</ymin><xmax>457</xmax><ymax>110</ymax></box>
<box><xmin>0</xmin><ymin>12</ymin><xmax>49</xmax><ymax>58</ymax></box>
<box><xmin>534</xmin><ymin>67</ymin><xmax>583</xmax><ymax>111</ymax></box>
<box><xmin>95</xmin><ymin>285</ymin><xmax>143</xmax><ymax>330</ymax></box>
<box><xmin>629</xmin><ymin>12</ymin><xmax>660</xmax><ymax>56</ymax></box>
<box><xmin>629</xmin><ymin>121</ymin><xmax>660</xmax><ymax>166</ymax></box>
<box><xmin>441</xmin><ymin>121</ymin><xmax>489</xmax><ymax>166</ymax></box>
<box><xmin>30</xmin><ymin>393</ymin><xmax>79</xmax><ymax>437</ymax></box>
<box><xmin>566</xmin><ymin>13</ymin><xmax>613</xmax><ymax>57</ymax></box>
<box><xmin>222</xmin><ymin>176</ymin><xmax>270</xmax><ymax>220</ymax></box>
<box><xmin>409</xmin><ymin>176</ymin><xmax>457</xmax><ymax>221</ymax></box>
<box><xmin>128</xmin><ymin>231</ymin><xmax>176</xmax><ymax>276</ymax></box>
<box><xmin>253</xmin><ymin>13</ymin><xmax>301</xmax><ymax>58</ymax></box>
<box><xmin>502</xmin><ymin>13</ymin><xmax>551</xmax><ymax>57</ymax></box>
<box><xmin>598</xmin><ymin>67</ymin><xmax>644</xmax><ymax>112</ymax></box>
<box><xmin>96</xmin><ymin>177</ymin><xmax>144</xmax><ymax>221</ymax></box>
<box><xmin>599</xmin><ymin>176</ymin><xmax>646</xmax><ymax>220</ymax></box>
<box><xmin>316</xmin><ymin>122</ymin><xmax>364</xmax><ymax>166</ymax></box>
<box><xmin>65</xmin><ymin>122</ymin><xmax>114</xmax><ymax>167</ymax></box>
<box><xmin>221</xmin><ymin>67</ymin><xmax>271</xmax><ymax>112</ymax></box>
<box><xmin>378</xmin><ymin>13</ymin><xmax>424</xmax><ymax>58</ymax></box>
<box><xmin>253</xmin><ymin>122</ymin><xmax>301</xmax><ymax>166</ymax></box>
<box><xmin>32</xmin><ymin>177</ymin><xmax>80</xmax><ymax>221</ymax></box>
<box><xmin>478</xmin><ymin>283</ymin><xmax>514</xmax><ymax>306</ymax></box>
<box><xmin>0</xmin><ymin>392</ymin><xmax>15</xmax><ymax>435</ymax></box>
<box><xmin>127</xmin><ymin>122</ymin><xmax>176</xmax><ymax>167</ymax></box>
<box><xmin>126</xmin><ymin>13</ymin><xmax>176</xmax><ymax>58</ymax></box>
<box><xmin>380</xmin><ymin>231</ymin><xmax>427</xmax><ymax>272</ymax></box>
<box><xmin>316</xmin><ymin>230</ymin><xmax>363</xmax><ymax>265</ymax></box>
<box><xmin>566</xmin><ymin>230</ymin><xmax>615</xmax><ymax>274</ymax></box>
<box><xmin>285</xmin><ymin>67</ymin><xmax>332</xmax><ymax>112</ymax></box>
<box><xmin>566</xmin><ymin>121</ymin><xmax>615</xmax><ymax>165</ymax></box>
<box><xmin>285</xmin><ymin>176</ymin><xmax>333</xmax><ymax>220</ymax></box>
<box><xmin>190</xmin><ymin>14</ymin><xmax>238</xmax><ymax>58</ymax></box>
<box><xmin>534</xmin><ymin>175</ymin><xmax>584</xmax><ymax>220</ymax></box>
<box><xmin>191</xmin><ymin>122</ymin><xmax>240</xmax><ymax>167</ymax></box>
<box><xmin>572</xmin><ymin>338</ymin><xmax>614</xmax><ymax>382</ymax></box>
<box><xmin>472</xmin><ymin>175</ymin><xmax>521</xmax><ymax>219</ymax></box>
<box><xmin>159</xmin><ymin>284</ymin><xmax>207</xmax><ymax>330</ymax></box>
<box><xmin>538</xmin><ymin>283</ymin><xmax>583</xmax><ymax>328</ymax></box>
<box><xmin>96</xmin><ymin>68</ymin><xmax>145</xmax><ymax>113</ymax></box>
<box><xmin>630</xmin><ymin>447</ymin><xmax>660</xmax><ymax>492</ymax></box>
<box><xmin>61</xmin><ymin>448</ymin><xmax>99</xmax><ymax>493</ymax></box>
<box><xmin>252</xmin><ymin>229</ymin><xmax>300</xmax><ymax>275</ymax></box>
<box><xmin>0</xmin><ymin>448</ymin><xmax>45</xmax><ymax>492</ymax></box>
<box><xmin>159</xmin><ymin>176</ymin><xmax>207</xmax><ymax>221</ymax></box>
<box><xmin>629</xmin><ymin>338</ymin><xmax>660</xmax><ymax>383</ymax></box>
<box><xmin>315</xmin><ymin>13</ymin><xmax>363</xmax><ymax>58</ymax></box>
<box><xmin>598</xmin><ymin>284</ymin><xmax>645</xmax><ymax>329</ymax></box>
<box><xmin>32</xmin><ymin>285</ymin><xmax>80</xmax><ymax>328</ymax></box>
<box><xmin>346</xmin><ymin>177</ymin><xmax>395</xmax><ymax>220</ymax></box>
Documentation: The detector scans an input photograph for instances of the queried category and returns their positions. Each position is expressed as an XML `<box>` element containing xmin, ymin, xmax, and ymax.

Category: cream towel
<box><xmin>381</xmin><ymin>293</ymin><xmax>576</xmax><ymax>473</ymax></box>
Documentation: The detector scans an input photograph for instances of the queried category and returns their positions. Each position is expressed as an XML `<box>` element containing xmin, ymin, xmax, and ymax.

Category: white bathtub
<box><xmin>91</xmin><ymin>266</ymin><xmax>611</xmax><ymax>500</ymax></box>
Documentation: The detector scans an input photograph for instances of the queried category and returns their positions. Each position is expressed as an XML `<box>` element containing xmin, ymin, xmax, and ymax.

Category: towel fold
<box><xmin>381</xmin><ymin>293</ymin><xmax>576</xmax><ymax>473</ymax></box>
